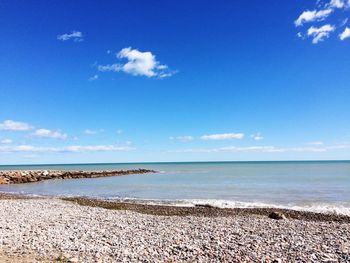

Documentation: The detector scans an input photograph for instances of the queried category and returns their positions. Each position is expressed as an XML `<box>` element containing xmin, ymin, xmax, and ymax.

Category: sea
<box><xmin>0</xmin><ymin>161</ymin><xmax>350</xmax><ymax>215</ymax></box>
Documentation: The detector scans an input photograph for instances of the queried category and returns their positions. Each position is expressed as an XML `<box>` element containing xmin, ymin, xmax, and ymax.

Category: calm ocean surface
<box><xmin>1</xmin><ymin>161</ymin><xmax>350</xmax><ymax>215</ymax></box>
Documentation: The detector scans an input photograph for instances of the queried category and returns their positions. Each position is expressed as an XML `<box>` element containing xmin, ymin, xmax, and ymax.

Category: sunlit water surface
<box><xmin>1</xmin><ymin>161</ymin><xmax>350</xmax><ymax>215</ymax></box>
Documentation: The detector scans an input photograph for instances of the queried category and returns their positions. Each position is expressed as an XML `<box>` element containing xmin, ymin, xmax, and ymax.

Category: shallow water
<box><xmin>1</xmin><ymin>161</ymin><xmax>350</xmax><ymax>215</ymax></box>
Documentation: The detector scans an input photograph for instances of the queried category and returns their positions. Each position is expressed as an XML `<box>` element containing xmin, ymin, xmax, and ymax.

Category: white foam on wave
<box><xmin>183</xmin><ymin>199</ymin><xmax>350</xmax><ymax>216</ymax></box>
<box><xmin>2</xmin><ymin>190</ymin><xmax>350</xmax><ymax>216</ymax></box>
<box><xmin>119</xmin><ymin>198</ymin><xmax>350</xmax><ymax>216</ymax></box>
<box><xmin>157</xmin><ymin>170</ymin><xmax>210</xmax><ymax>174</ymax></box>
<box><xmin>289</xmin><ymin>203</ymin><xmax>350</xmax><ymax>216</ymax></box>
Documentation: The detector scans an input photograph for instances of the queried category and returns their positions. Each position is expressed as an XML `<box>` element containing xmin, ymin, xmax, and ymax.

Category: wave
<box><xmin>185</xmin><ymin>199</ymin><xmax>350</xmax><ymax>216</ymax></box>
<box><xmin>106</xmin><ymin>198</ymin><xmax>350</xmax><ymax>216</ymax></box>
<box><xmin>1</xmin><ymin>190</ymin><xmax>350</xmax><ymax>216</ymax></box>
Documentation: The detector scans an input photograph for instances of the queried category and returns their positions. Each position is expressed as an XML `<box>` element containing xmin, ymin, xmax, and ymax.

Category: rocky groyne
<box><xmin>0</xmin><ymin>169</ymin><xmax>156</xmax><ymax>184</ymax></box>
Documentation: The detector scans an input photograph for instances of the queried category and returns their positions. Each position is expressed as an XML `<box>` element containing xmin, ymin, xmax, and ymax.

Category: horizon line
<box><xmin>1</xmin><ymin>159</ymin><xmax>349</xmax><ymax>167</ymax></box>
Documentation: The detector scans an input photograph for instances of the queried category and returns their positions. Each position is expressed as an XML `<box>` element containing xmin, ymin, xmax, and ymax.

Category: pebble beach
<box><xmin>0</xmin><ymin>194</ymin><xmax>349</xmax><ymax>262</ymax></box>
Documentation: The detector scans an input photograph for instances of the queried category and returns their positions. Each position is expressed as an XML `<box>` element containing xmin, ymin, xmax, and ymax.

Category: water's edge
<box><xmin>1</xmin><ymin>190</ymin><xmax>350</xmax><ymax>217</ymax></box>
<box><xmin>1</xmin><ymin>192</ymin><xmax>350</xmax><ymax>222</ymax></box>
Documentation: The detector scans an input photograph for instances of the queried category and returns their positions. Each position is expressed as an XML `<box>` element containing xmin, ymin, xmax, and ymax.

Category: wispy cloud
<box><xmin>88</xmin><ymin>75</ymin><xmax>99</xmax><ymax>81</ymax></box>
<box><xmin>57</xmin><ymin>31</ymin><xmax>84</xmax><ymax>42</ymax></box>
<box><xmin>83</xmin><ymin>129</ymin><xmax>104</xmax><ymax>135</ymax></box>
<box><xmin>98</xmin><ymin>64</ymin><xmax>120</xmax><ymax>72</ymax></box>
<box><xmin>201</xmin><ymin>133</ymin><xmax>244</xmax><ymax>141</ymax></box>
<box><xmin>307</xmin><ymin>141</ymin><xmax>324</xmax><ymax>146</ymax></box>
<box><xmin>23</xmin><ymin>154</ymin><xmax>40</xmax><ymax>159</ymax></box>
<box><xmin>0</xmin><ymin>120</ymin><xmax>32</xmax><ymax>131</ymax></box>
<box><xmin>340</xmin><ymin>18</ymin><xmax>349</xmax><ymax>27</ymax></box>
<box><xmin>339</xmin><ymin>27</ymin><xmax>350</xmax><ymax>40</ymax></box>
<box><xmin>0</xmin><ymin>144</ymin><xmax>134</xmax><ymax>153</ymax></box>
<box><xmin>169</xmin><ymin>136</ymin><xmax>194</xmax><ymax>142</ymax></box>
<box><xmin>295</xmin><ymin>9</ymin><xmax>333</xmax><ymax>26</ymax></box>
<box><xmin>84</xmin><ymin>129</ymin><xmax>96</xmax><ymax>135</ymax></box>
<box><xmin>173</xmin><ymin>146</ymin><xmax>279</xmax><ymax>153</ymax></box>
<box><xmin>98</xmin><ymin>47</ymin><xmax>176</xmax><ymax>78</ymax></box>
<box><xmin>172</xmin><ymin>144</ymin><xmax>350</xmax><ymax>154</ymax></box>
<box><xmin>62</xmin><ymin>145</ymin><xmax>134</xmax><ymax>153</ymax></box>
<box><xmin>219</xmin><ymin>146</ymin><xmax>329</xmax><ymax>153</ymax></box>
<box><xmin>33</xmin><ymin>129</ymin><xmax>67</xmax><ymax>140</ymax></box>
<box><xmin>328</xmin><ymin>0</ymin><xmax>348</xmax><ymax>9</ymax></box>
<box><xmin>251</xmin><ymin>133</ymin><xmax>264</xmax><ymax>141</ymax></box>
<box><xmin>307</xmin><ymin>24</ymin><xmax>335</xmax><ymax>43</ymax></box>
<box><xmin>0</xmin><ymin>139</ymin><xmax>12</xmax><ymax>144</ymax></box>
<box><xmin>327</xmin><ymin>144</ymin><xmax>350</xmax><ymax>150</ymax></box>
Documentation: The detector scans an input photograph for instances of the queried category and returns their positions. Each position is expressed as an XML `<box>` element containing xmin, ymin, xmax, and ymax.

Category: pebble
<box><xmin>0</xmin><ymin>199</ymin><xmax>349</xmax><ymax>262</ymax></box>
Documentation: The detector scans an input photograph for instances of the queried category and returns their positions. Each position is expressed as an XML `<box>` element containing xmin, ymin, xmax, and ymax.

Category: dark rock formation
<box><xmin>268</xmin><ymin>211</ymin><xmax>287</xmax><ymax>220</ymax></box>
<box><xmin>0</xmin><ymin>169</ymin><xmax>156</xmax><ymax>185</ymax></box>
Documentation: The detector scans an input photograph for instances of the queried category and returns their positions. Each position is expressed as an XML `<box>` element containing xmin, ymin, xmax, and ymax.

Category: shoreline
<box><xmin>0</xmin><ymin>169</ymin><xmax>156</xmax><ymax>184</ymax></box>
<box><xmin>64</xmin><ymin>197</ymin><xmax>350</xmax><ymax>223</ymax></box>
<box><xmin>1</xmin><ymin>192</ymin><xmax>350</xmax><ymax>223</ymax></box>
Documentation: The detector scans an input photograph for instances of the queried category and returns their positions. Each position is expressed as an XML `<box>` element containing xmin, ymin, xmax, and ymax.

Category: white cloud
<box><xmin>119</xmin><ymin>47</ymin><xmax>157</xmax><ymax>77</ymax></box>
<box><xmin>328</xmin><ymin>0</ymin><xmax>346</xmax><ymax>8</ymax></box>
<box><xmin>125</xmin><ymin>140</ymin><xmax>132</xmax><ymax>146</ymax></box>
<box><xmin>327</xmin><ymin>144</ymin><xmax>350</xmax><ymax>149</ymax></box>
<box><xmin>307</xmin><ymin>141</ymin><xmax>324</xmax><ymax>146</ymax></box>
<box><xmin>171</xmin><ymin>148</ymin><xmax>214</xmax><ymax>153</ymax></box>
<box><xmin>339</xmin><ymin>27</ymin><xmax>350</xmax><ymax>40</ymax></box>
<box><xmin>173</xmin><ymin>142</ymin><xmax>350</xmax><ymax>154</ymax></box>
<box><xmin>88</xmin><ymin>75</ymin><xmax>98</xmax><ymax>81</ymax></box>
<box><xmin>169</xmin><ymin>136</ymin><xmax>194</xmax><ymax>142</ymax></box>
<box><xmin>0</xmin><ymin>144</ymin><xmax>134</xmax><ymax>153</ymax></box>
<box><xmin>307</xmin><ymin>24</ymin><xmax>335</xmax><ymax>43</ymax></box>
<box><xmin>340</xmin><ymin>18</ymin><xmax>349</xmax><ymax>28</ymax></box>
<box><xmin>0</xmin><ymin>120</ymin><xmax>32</xmax><ymax>131</ymax></box>
<box><xmin>0</xmin><ymin>145</ymin><xmax>39</xmax><ymax>152</ymax></box>
<box><xmin>62</xmin><ymin>145</ymin><xmax>133</xmax><ymax>153</ymax></box>
<box><xmin>98</xmin><ymin>64</ymin><xmax>122</xmax><ymax>72</ymax></box>
<box><xmin>33</xmin><ymin>129</ymin><xmax>67</xmax><ymax>140</ymax></box>
<box><xmin>251</xmin><ymin>133</ymin><xmax>264</xmax><ymax>141</ymax></box>
<box><xmin>84</xmin><ymin>129</ymin><xmax>104</xmax><ymax>135</ymax></box>
<box><xmin>201</xmin><ymin>133</ymin><xmax>244</xmax><ymax>141</ymax></box>
<box><xmin>98</xmin><ymin>47</ymin><xmax>175</xmax><ymax>78</ymax></box>
<box><xmin>57</xmin><ymin>31</ymin><xmax>84</xmax><ymax>42</ymax></box>
<box><xmin>84</xmin><ymin>129</ymin><xmax>97</xmax><ymax>135</ymax></box>
<box><xmin>0</xmin><ymin>139</ymin><xmax>12</xmax><ymax>144</ymax></box>
<box><xmin>173</xmin><ymin>145</ymin><xmax>330</xmax><ymax>154</ymax></box>
<box><xmin>281</xmin><ymin>147</ymin><xmax>327</xmax><ymax>152</ymax></box>
<box><xmin>23</xmin><ymin>154</ymin><xmax>40</xmax><ymax>159</ymax></box>
<box><xmin>295</xmin><ymin>0</ymin><xmax>350</xmax><ymax>43</ymax></box>
<box><xmin>295</xmin><ymin>9</ymin><xmax>333</xmax><ymax>26</ymax></box>
<box><xmin>219</xmin><ymin>146</ymin><xmax>283</xmax><ymax>153</ymax></box>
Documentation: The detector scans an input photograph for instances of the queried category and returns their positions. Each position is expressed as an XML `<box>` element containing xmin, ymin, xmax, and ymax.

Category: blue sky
<box><xmin>1</xmin><ymin>0</ymin><xmax>350</xmax><ymax>164</ymax></box>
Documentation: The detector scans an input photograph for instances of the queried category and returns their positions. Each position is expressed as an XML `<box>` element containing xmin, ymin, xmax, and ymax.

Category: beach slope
<box><xmin>0</xmin><ymin>195</ymin><xmax>349</xmax><ymax>262</ymax></box>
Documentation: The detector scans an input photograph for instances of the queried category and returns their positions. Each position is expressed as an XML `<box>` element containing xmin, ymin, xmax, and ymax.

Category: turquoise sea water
<box><xmin>1</xmin><ymin>161</ymin><xmax>350</xmax><ymax>215</ymax></box>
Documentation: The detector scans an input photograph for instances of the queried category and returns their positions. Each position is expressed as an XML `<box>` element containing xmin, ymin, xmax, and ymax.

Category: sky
<box><xmin>1</xmin><ymin>0</ymin><xmax>350</xmax><ymax>164</ymax></box>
